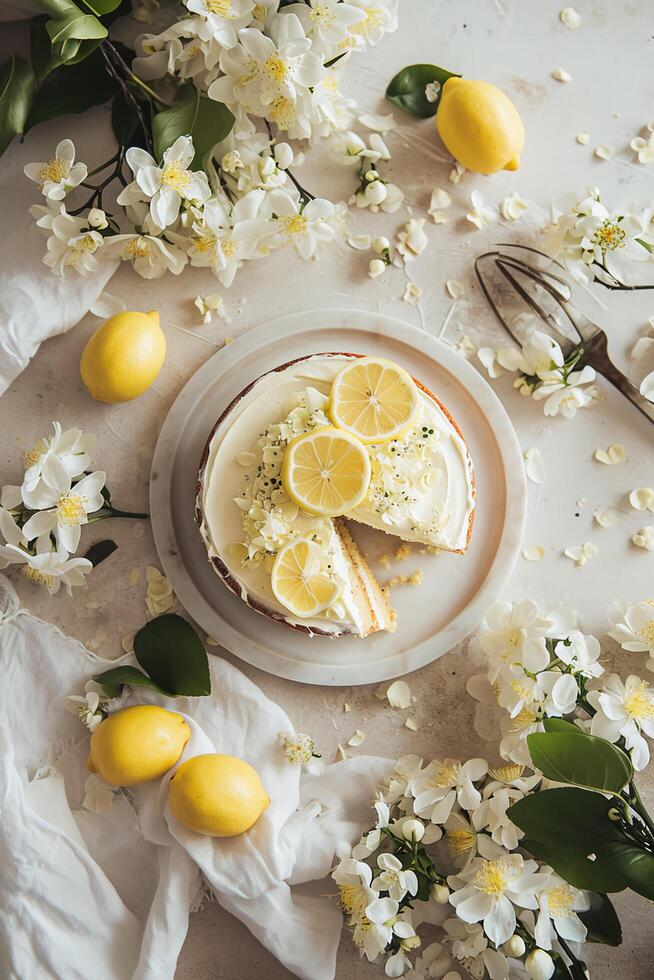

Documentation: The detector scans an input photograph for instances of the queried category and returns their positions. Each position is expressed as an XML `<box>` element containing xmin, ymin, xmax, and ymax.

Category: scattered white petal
<box><xmin>593</xmin><ymin>506</ymin><xmax>618</xmax><ymax>528</ymax></box>
<box><xmin>368</xmin><ymin>132</ymin><xmax>391</xmax><ymax>160</ymax></box>
<box><xmin>640</xmin><ymin>371</ymin><xmax>654</xmax><ymax>403</ymax></box>
<box><xmin>343</xmin><ymin>702</ymin><xmax>351</xmax><ymax>712</ymax></box>
<box><xmin>524</xmin><ymin>447</ymin><xmax>545</xmax><ymax>484</ymax></box>
<box><xmin>397</xmin><ymin>217</ymin><xmax>428</xmax><ymax>259</ymax></box>
<box><xmin>368</xmin><ymin>258</ymin><xmax>386</xmax><ymax>279</ymax></box>
<box><xmin>446</xmin><ymin>279</ymin><xmax>465</xmax><ymax>298</ymax></box>
<box><xmin>428</xmin><ymin>188</ymin><xmax>452</xmax><ymax>221</ymax></box>
<box><xmin>128</xmin><ymin>567</ymin><xmax>141</xmax><ymax>586</ymax></box>
<box><xmin>594</xmin><ymin>145</ymin><xmax>614</xmax><ymax>160</ymax></box>
<box><xmin>206</xmin><ymin>635</ymin><xmax>219</xmax><ymax>646</ymax></box>
<box><xmin>194</xmin><ymin>293</ymin><xmax>230</xmax><ymax>325</ymax></box>
<box><xmin>632</xmin><ymin>527</ymin><xmax>654</xmax><ymax>551</ymax></box>
<box><xmin>236</xmin><ymin>451</ymin><xmax>255</xmax><ymax>466</ymax></box>
<box><xmin>629</xmin><ymin>487</ymin><xmax>654</xmax><ymax>512</ymax></box>
<box><xmin>425</xmin><ymin>81</ymin><xmax>441</xmax><ymax>103</ymax></box>
<box><xmin>523</xmin><ymin>546</ymin><xmax>546</xmax><ymax>561</ymax></box>
<box><xmin>560</xmin><ymin>6</ymin><xmax>581</xmax><ymax>28</ymax></box>
<box><xmin>386</xmin><ymin>680</ymin><xmax>412</xmax><ymax>709</ymax></box>
<box><xmin>576</xmin><ymin>132</ymin><xmax>590</xmax><ymax>145</ymax></box>
<box><xmin>631</xmin><ymin>337</ymin><xmax>654</xmax><ymax>359</ymax></box>
<box><xmin>403</xmin><ymin>282</ymin><xmax>422</xmax><ymax>304</ymax></box>
<box><xmin>90</xmin><ymin>291</ymin><xmax>126</xmax><ymax>318</ymax></box>
<box><xmin>466</xmin><ymin>190</ymin><xmax>498</xmax><ymax>229</ymax></box>
<box><xmin>336</xmin><ymin>743</ymin><xmax>348</xmax><ymax>760</ymax></box>
<box><xmin>347</xmin><ymin>234</ymin><xmax>372</xmax><ymax>250</ymax></box>
<box><xmin>500</xmin><ymin>192</ymin><xmax>529</xmax><ymax>221</ymax></box>
<box><xmin>564</xmin><ymin>542</ymin><xmax>598</xmax><ymax>567</ymax></box>
<box><xmin>347</xmin><ymin>730</ymin><xmax>366</xmax><ymax>747</ymax></box>
<box><xmin>552</xmin><ymin>67</ymin><xmax>572</xmax><ymax>83</ymax></box>
<box><xmin>405</xmin><ymin>717</ymin><xmax>418</xmax><ymax>731</ymax></box>
<box><xmin>449</xmin><ymin>163</ymin><xmax>466</xmax><ymax>184</ymax></box>
<box><xmin>359</xmin><ymin>112</ymin><xmax>396</xmax><ymax>133</ymax></box>
<box><xmin>576</xmin><ymin>497</ymin><xmax>586</xmax><ymax>508</ymax></box>
<box><xmin>455</xmin><ymin>334</ymin><xmax>476</xmax><ymax>358</ymax></box>
<box><xmin>594</xmin><ymin>444</ymin><xmax>625</xmax><ymax>464</ymax></box>
<box><xmin>630</xmin><ymin>128</ymin><xmax>654</xmax><ymax>164</ymax></box>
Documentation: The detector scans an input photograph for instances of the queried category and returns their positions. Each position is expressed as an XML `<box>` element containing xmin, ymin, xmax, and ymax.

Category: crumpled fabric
<box><xmin>0</xmin><ymin>574</ymin><xmax>390</xmax><ymax>980</ymax></box>
<box><xmin>0</xmin><ymin>106</ymin><xmax>118</xmax><ymax>397</ymax></box>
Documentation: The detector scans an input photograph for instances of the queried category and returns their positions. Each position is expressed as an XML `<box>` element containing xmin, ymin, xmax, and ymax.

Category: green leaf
<box><xmin>542</xmin><ymin>717</ymin><xmax>587</xmax><ymax>734</ymax></box>
<box><xmin>26</xmin><ymin>47</ymin><xmax>118</xmax><ymax>130</ymax></box>
<box><xmin>84</xmin><ymin>539</ymin><xmax>118</xmax><ymax>567</ymax></box>
<box><xmin>152</xmin><ymin>90</ymin><xmax>234</xmax><ymax>168</ymax></box>
<box><xmin>93</xmin><ymin>664</ymin><xmax>171</xmax><ymax>698</ymax></box>
<box><xmin>527</xmin><ymin>731</ymin><xmax>633</xmax><ymax>794</ymax></box>
<box><xmin>134</xmin><ymin>614</ymin><xmax>211</xmax><ymax>696</ymax></box>
<box><xmin>522</xmin><ymin>837</ymin><xmax>631</xmax><ymax>894</ymax></box>
<box><xmin>46</xmin><ymin>11</ymin><xmax>107</xmax><ymax>49</ymax></box>
<box><xmin>386</xmin><ymin>63</ymin><xmax>460</xmax><ymax>117</ymax></box>
<box><xmin>510</xmin><ymin>789</ymin><xmax>654</xmax><ymax>899</ymax></box>
<box><xmin>0</xmin><ymin>54</ymin><xmax>36</xmax><ymax>157</ymax></box>
<box><xmin>579</xmin><ymin>893</ymin><xmax>622</xmax><ymax>946</ymax></box>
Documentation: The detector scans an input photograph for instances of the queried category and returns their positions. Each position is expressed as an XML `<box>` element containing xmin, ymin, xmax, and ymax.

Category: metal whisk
<box><xmin>474</xmin><ymin>244</ymin><xmax>654</xmax><ymax>425</ymax></box>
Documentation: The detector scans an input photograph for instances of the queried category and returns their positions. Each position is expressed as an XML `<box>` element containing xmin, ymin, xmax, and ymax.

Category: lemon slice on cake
<box><xmin>281</xmin><ymin>427</ymin><xmax>371</xmax><ymax>517</ymax></box>
<box><xmin>329</xmin><ymin>356</ymin><xmax>419</xmax><ymax>444</ymax></box>
<box><xmin>271</xmin><ymin>538</ymin><xmax>340</xmax><ymax>617</ymax></box>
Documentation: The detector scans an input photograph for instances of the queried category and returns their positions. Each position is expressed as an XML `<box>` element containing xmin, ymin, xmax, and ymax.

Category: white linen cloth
<box><xmin>0</xmin><ymin>574</ymin><xmax>389</xmax><ymax>980</ymax></box>
<box><xmin>1</xmin><ymin>73</ymin><xmax>122</xmax><ymax>397</ymax></box>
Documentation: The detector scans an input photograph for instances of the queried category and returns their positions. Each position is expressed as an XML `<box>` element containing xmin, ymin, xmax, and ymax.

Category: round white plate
<box><xmin>150</xmin><ymin>309</ymin><xmax>525</xmax><ymax>686</ymax></box>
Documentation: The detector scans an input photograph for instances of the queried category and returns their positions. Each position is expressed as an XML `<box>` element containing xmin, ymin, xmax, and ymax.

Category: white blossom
<box><xmin>24</xmin><ymin>139</ymin><xmax>87</xmax><ymax>200</ymax></box>
<box><xmin>118</xmin><ymin>136</ymin><xmax>211</xmax><ymax>229</ymax></box>
<box><xmin>413</xmin><ymin>758</ymin><xmax>488</xmax><ymax>823</ymax></box>
<box><xmin>20</xmin><ymin>421</ymin><xmax>96</xmax><ymax>499</ymax></box>
<box><xmin>588</xmin><ymin>673</ymin><xmax>654</xmax><ymax>770</ymax></box>
<box><xmin>448</xmin><ymin>837</ymin><xmax>548</xmax><ymax>945</ymax></box>
<box><xmin>534</xmin><ymin>872</ymin><xmax>590</xmax><ymax>950</ymax></box>
<box><xmin>608</xmin><ymin>598</ymin><xmax>654</xmax><ymax>667</ymax></box>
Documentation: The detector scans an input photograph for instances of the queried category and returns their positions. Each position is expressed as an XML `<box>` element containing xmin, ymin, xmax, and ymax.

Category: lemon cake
<box><xmin>196</xmin><ymin>353</ymin><xmax>476</xmax><ymax>637</ymax></box>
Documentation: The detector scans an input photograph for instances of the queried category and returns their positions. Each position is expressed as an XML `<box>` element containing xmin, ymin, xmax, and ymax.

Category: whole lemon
<box><xmin>436</xmin><ymin>77</ymin><xmax>525</xmax><ymax>174</ymax></box>
<box><xmin>167</xmin><ymin>753</ymin><xmax>271</xmax><ymax>837</ymax></box>
<box><xmin>88</xmin><ymin>705</ymin><xmax>190</xmax><ymax>787</ymax></box>
<box><xmin>80</xmin><ymin>310</ymin><xmax>166</xmax><ymax>403</ymax></box>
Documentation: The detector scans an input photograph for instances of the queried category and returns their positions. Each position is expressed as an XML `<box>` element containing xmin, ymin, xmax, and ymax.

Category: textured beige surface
<box><xmin>2</xmin><ymin>0</ymin><xmax>654</xmax><ymax>977</ymax></box>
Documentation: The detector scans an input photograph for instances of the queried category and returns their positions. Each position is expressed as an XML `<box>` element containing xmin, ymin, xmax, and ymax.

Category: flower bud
<box><xmin>364</xmin><ymin>169</ymin><xmax>380</xmax><ymax>182</ymax></box>
<box><xmin>505</xmin><ymin>935</ymin><xmax>526</xmax><ymax>957</ymax></box>
<box><xmin>259</xmin><ymin>156</ymin><xmax>276</xmax><ymax>177</ymax></box>
<box><xmin>221</xmin><ymin>151</ymin><xmax>243</xmax><ymax>174</ymax></box>
<box><xmin>525</xmin><ymin>949</ymin><xmax>555</xmax><ymax>980</ymax></box>
<box><xmin>400</xmin><ymin>818</ymin><xmax>425</xmax><ymax>842</ymax></box>
<box><xmin>345</xmin><ymin>132</ymin><xmax>366</xmax><ymax>155</ymax></box>
<box><xmin>443</xmin><ymin>973</ymin><xmax>462</xmax><ymax>980</ymax></box>
<box><xmin>274</xmin><ymin>141</ymin><xmax>293</xmax><ymax>170</ymax></box>
<box><xmin>372</xmin><ymin>236</ymin><xmax>390</xmax><ymax>254</ymax></box>
<box><xmin>87</xmin><ymin>208</ymin><xmax>108</xmax><ymax>230</ymax></box>
<box><xmin>368</xmin><ymin>258</ymin><xmax>386</xmax><ymax>279</ymax></box>
<box><xmin>430</xmin><ymin>883</ymin><xmax>450</xmax><ymax>904</ymax></box>
<box><xmin>365</xmin><ymin>181</ymin><xmax>387</xmax><ymax>205</ymax></box>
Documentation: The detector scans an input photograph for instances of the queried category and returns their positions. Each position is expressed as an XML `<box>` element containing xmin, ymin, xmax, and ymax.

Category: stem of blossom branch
<box><xmin>100</xmin><ymin>42</ymin><xmax>154</xmax><ymax>157</ymax></box>
<box><xmin>628</xmin><ymin>782</ymin><xmax>654</xmax><ymax>840</ymax></box>
<box><xmin>556</xmin><ymin>935</ymin><xmax>586</xmax><ymax>977</ymax></box>
<box><xmin>285</xmin><ymin>167</ymin><xmax>315</xmax><ymax>203</ymax></box>
<box><xmin>593</xmin><ymin>261</ymin><xmax>654</xmax><ymax>290</ymax></box>
<box><xmin>89</xmin><ymin>507</ymin><xmax>149</xmax><ymax>522</ymax></box>
<box><xmin>69</xmin><ymin>147</ymin><xmax>126</xmax><ymax>216</ymax></box>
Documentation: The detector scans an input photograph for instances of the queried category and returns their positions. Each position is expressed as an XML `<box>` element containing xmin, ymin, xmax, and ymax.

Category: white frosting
<box><xmin>198</xmin><ymin>354</ymin><xmax>475</xmax><ymax>635</ymax></box>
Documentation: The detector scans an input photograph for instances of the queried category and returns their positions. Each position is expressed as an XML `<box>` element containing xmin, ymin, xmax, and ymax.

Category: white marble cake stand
<box><xmin>149</xmin><ymin>309</ymin><xmax>526</xmax><ymax>685</ymax></box>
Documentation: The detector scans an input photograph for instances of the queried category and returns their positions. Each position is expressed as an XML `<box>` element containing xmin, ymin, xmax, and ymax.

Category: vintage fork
<box><xmin>474</xmin><ymin>243</ymin><xmax>654</xmax><ymax>425</ymax></box>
